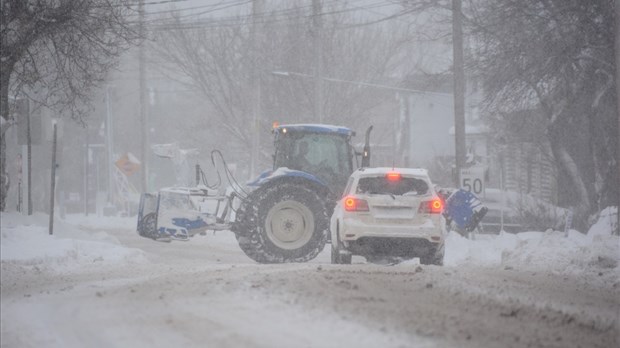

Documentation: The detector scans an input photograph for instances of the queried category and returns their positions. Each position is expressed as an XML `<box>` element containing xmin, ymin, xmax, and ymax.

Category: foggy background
<box><xmin>2</xmin><ymin>0</ymin><xmax>618</xmax><ymax>234</ymax></box>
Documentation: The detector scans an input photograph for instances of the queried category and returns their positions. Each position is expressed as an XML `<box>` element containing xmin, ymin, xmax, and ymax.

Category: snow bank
<box><xmin>62</xmin><ymin>213</ymin><xmax>139</xmax><ymax>230</ymax></box>
<box><xmin>445</xmin><ymin>207</ymin><xmax>619</xmax><ymax>275</ymax></box>
<box><xmin>1</xmin><ymin>212</ymin><xmax>147</xmax><ymax>273</ymax></box>
<box><xmin>3</xmin><ymin>206</ymin><xmax>618</xmax><ymax>277</ymax></box>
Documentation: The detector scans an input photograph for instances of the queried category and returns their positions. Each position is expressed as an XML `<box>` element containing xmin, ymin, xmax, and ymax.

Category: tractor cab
<box><xmin>272</xmin><ymin>124</ymin><xmax>355</xmax><ymax>196</ymax></box>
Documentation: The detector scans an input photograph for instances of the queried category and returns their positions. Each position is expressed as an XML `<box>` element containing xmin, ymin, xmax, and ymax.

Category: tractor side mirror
<box><xmin>361</xmin><ymin>125</ymin><xmax>373</xmax><ymax>168</ymax></box>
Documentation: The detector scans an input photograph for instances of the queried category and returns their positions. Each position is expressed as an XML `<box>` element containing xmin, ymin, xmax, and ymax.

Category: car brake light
<box><xmin>386</xmin><ymin>172</ymin><xmax>401</xmax><ymax>181</ymax></box>
<box><xmin>418</xmin><ymin>198</ymin><xmax>443</xmax><ymax>214</ymax></box>
<box><xmin>344</xmin><ymin>196</ymin><xmax>369</xmax><ymax>212</ymax></box>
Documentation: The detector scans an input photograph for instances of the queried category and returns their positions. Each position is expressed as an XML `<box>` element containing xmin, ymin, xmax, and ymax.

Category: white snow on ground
<box><xmin>2</xmin><ymin>208</ymin><xmax>618</xmax><ymax>347</ymax></box>
<box><xmin>438</xmin><ymin>206</ymin><xmax>620</xmax><ymax>291</ymax></box>
<box><xmin>2</xmin><ymin>208</ymin><xmax>618</xmax><ymax>275</ymax></box>
<box><xmin>1</xmin><ymin>213</ymin><xmax>148</xmax><ymax>272</ymax></box>
<box><xmin>444</xmin><ymin>209</ymin><xmax>619</xmax><ymax>272</ymax></box>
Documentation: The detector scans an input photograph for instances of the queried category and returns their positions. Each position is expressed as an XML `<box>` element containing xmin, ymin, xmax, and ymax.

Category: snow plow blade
<box><xmin>136</xmin><ymin>187</ymin><xmax>233</xmax><ymax>241</ymax></box>
<box><xmin>443</xmin><ymin>189</ymin><xmax>488</xmax><ymax>232</ymax></box>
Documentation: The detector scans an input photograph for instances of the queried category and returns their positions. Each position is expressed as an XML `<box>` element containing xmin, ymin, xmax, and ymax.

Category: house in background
<box><xmin>396</xmin><ymin>73</ymin><xmax>487</xmax><ymax>187</ymax></box>
<box><xmin>396</xmin><ymin>73</ymin><xmax>557</xmax><ymax>204</ymax></box>
<box><xmin>396</xmin><ymin>74</ymin><xmax>454</xmax><ymax>170</ymax></box>
<box><xmin>498</xmin><ymin>142</ymin><xmax>557</xmax><ymax>204</ymax></box>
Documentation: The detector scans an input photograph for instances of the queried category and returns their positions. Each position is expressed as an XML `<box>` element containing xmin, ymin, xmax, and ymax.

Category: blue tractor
<box><xmin>137</xmin><ymin>123</ymin><xmax>487</xmax><ymax>262</ymax></box>
<box><xmin>232</xmin><ymin>124</ymin><xmax>372</xmax><ymax>263</ymax></box>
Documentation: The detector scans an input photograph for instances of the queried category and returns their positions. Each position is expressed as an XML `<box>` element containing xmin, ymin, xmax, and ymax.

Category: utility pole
<box><xmin>249</xmin><ymin>0</ymin><xmax>264</xmax><ymax>178</ymax></box>
<box><xmin>397</xmin><ymin>95</ymin><xmax>410</xmax><ymax>167</ymax></box>
<box><xmin>84</xmin><ymin>126</ymin><xmax>89</xmax><ymax>216</ymax></box>
<box><xmin>615</xmin><ymin>0</ymin><xmax>620</xmax><ymax>235</ymax></box>
<box><xmin>452</xmin><ymin>0</ymin><xmax>466</xmax><ymax>188</ymax></box>
<box><xmin>105</xmin><ymin>85</ymin><xmax>114</xmax><ymax>204</ymax></box>
<box><xmin>22</xmin><ymin>99</ymin><xmax>32</xmax><ymax>215</ymax></box>
<box><xmin>49</xmin><ymin>121</ymin><xmax>57</xmax><ymax>235</ymax></box>
<box><xmin>312</xmin><ymin>0</ymin><xmax>324</xmax><ymax>123</ymax></box>
<box><xmin>139</xmin><ymin>0</ymin><xmax>148</xmax><ymax>192</ymax></box>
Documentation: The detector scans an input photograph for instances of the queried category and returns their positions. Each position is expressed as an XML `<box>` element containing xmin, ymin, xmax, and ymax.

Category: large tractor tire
<box><xmin>235</xmin><ymin>182</ymin><xmax>329</xmax><ymax>263</ymax></box>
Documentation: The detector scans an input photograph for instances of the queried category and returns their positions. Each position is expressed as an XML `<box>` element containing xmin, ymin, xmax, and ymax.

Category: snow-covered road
<box><xmin>1</xmin><ymin>213</ymin><xmax>619</xmax><ymax>348</ymax></box>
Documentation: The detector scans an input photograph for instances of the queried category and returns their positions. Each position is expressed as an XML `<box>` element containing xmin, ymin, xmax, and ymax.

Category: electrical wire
<box><xmin>140</xmin><ymin>0</ymin><xmax>191</xmax><ymax>6</ymax></box>
<box><xmin>142</xmin><ymin>0</ymin><xmax>250</xmax><ymax>16</ymax></box>
<box><xmin>144</xmin><ymin>0</ymin><xmax>252</xmax><ymax>22</ymax></box>
<box><xmin>141</xmin><ymin>0</ymin><xmax>402</xmax><ymax>31</ymax></box>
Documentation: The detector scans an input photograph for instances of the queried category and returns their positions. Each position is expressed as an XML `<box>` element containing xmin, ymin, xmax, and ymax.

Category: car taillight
<box><xmin>344</xmin><ymin>196</ymin><xmax>369</xmax><ymax>212</ymax></box>
<box><xmin>385</xmin><ymin>171</ymin><xmax>401</xmax><ymax>181</ymax></box>
<box><xmin>418</xmin><ymin>198</ymin><xmax>443</xmax><ymax>214</ymax></box>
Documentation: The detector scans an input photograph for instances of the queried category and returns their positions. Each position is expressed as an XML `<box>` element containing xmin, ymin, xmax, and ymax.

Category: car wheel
<box><xmin>331</xmin><ymin>238</ymin><xmax>340</xmax><ymax>264</ymax></box>
<box><xmin>331</xmin><ymin>224</ymin><xmax>351</xmax><ymax>265</ymax></box>
<box><xmin>340</xmin><ymin>251</ymin><xmax>352</xmax><ymax>264</ymax></box>
<box><xmin>420</xmin><ymin>244</ymin><xmax>444</xmax><ymax>266</ymax></box>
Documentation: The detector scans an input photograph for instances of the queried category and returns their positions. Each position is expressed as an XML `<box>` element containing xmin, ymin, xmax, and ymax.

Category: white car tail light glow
<box><xmin>385</xmin><ymin>171</ymin><xmax>401</xmax><ymax>181</ymax></box>
<box><xmin>344</xmin><ymin>196</ymin><xmax>369</xmax><ymax>212</ymax></box>
<box><xmin>418</xmin><ymin>198</ymin><xmax>443</xmax><ymax>214</ymax></box>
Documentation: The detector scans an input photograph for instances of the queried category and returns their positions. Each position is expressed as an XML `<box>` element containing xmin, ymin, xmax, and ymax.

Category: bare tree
<box><xmin>152</xmin><ymin>20</ymin><xmax>254</xmax><ymax>152</ymax></box>
<box><xmin>150</xmin><ymin>1</ymin><xmax>418</xmax><ymax>172</ymax></box>
<box><xmin>468</xmin><ymin>0</ymin><xmax>617</xmax><ymax>229</ymax></box>
<box><xmin>0</xmin><ymin>0</ymin><xmax>139</xmax><ymax>211</ymax></box>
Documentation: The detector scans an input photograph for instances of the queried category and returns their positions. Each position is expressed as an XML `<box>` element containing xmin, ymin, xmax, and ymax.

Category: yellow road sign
<box><xmin>115</xmin><ymin>153</ymin><xmax>141</xmax><ymax>177</ymax></box>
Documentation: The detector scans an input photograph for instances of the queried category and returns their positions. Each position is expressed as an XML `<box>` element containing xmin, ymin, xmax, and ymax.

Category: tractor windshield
<box><xmin>274</xmin><ymin>132</ymin><xmax>352</xmax><ymax>190</ymax></box>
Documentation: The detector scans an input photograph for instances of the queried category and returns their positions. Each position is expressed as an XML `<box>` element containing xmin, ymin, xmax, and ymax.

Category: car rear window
<box><xmin>356</xmin><ymin>176</ymin><xmax>429</xmax><ymax>196</ymax></box>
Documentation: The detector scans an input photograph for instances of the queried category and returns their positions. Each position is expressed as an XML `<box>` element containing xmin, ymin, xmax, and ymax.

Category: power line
<box><xmin>146</xmin><ymin>0</ymin><xmax>403</xmax><ymax>31</ymax></box>
<box><xmin>142</xmin><ymin>0</ymin><xmax>249</xmax><ymax>16</ymax></box>
<box><xmin>122</xmin><ymin>0</ymin><xmax>252</xmax><ymax>23</ymax></box>
<box><xmin>272</xmin><ymin>71</ymin><xmax>451</xmax><ymax>96</ymax></box>
<box><xmin>336</xmin><ymin>6</ymin><xmax>417</xmax><ymax>29</ymax></box>
<box><xmin>140</xmin><ymin>0</ymin><xmax>190</xmax><ymax>6</ymax></box>
<box><xmin>136</xmin><ymin>0</ymin><xmax>343</xmax><ymax>23</ymax></box>
<box><xmin>96</xmin><ymin>0</ymin><xmax>191</xmax><ymax>9</ymax></box>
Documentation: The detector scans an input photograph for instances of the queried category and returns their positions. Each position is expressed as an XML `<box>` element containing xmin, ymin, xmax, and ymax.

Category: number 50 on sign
<box><xmin>460</xmin><ymin>166</ymin><xmax>485</xmax><ymax>196</ymax></box>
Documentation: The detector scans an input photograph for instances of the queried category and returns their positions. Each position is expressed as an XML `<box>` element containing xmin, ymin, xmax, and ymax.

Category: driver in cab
<box><xmin>292</xmin><ymin>141</ymin><xmax>312</xmax><ymax>171</ymax></box>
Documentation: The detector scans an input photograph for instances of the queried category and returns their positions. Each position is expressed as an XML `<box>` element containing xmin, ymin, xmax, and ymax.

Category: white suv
<box><xmin>330</xmin><ymin>167</ymin><xmax>446</xmax><ymax>265</ymax></box>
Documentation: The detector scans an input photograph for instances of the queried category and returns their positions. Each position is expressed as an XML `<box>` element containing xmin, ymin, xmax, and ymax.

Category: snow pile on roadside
<box><xmin>444</xmin><ymin>231</ymin><xmax>515</xmax><ymax>266</ymax></box>
<box><xmin>445</xmin><ymin>206</ymin><xmax>619</xmax><ymax>274</ymax></box>
<box><xmin>1</xmin><ymin>212</ymin><xmax>148</xmax><ymax>272</ymax></box>
<box><xmin>500</xmin><ymin>230</ymin><xmax>618</xmax><ymax>271</ymax></box>
<box><xmin>63</xmin><ymin>213</ymin><xmax>138</xmax><ymax>230</ymax></box>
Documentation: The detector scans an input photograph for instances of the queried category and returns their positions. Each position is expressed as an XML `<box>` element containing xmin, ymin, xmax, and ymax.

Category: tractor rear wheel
<box><xmin>235</xmin><ymin>182</ymin><xmax>328</xmax><ymax>263</ymax></box>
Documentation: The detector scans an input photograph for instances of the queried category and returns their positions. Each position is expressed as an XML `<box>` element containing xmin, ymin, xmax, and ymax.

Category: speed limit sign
<box><xmin>460</xmin><ymin>166</ymin><xmax>485</xmax><ymax>196</ymax></box>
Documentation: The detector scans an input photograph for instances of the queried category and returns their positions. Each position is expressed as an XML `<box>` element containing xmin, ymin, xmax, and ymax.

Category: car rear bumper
<box><xmin>347</xmin><ymin>237</ymin><xmax>443</xmax><ymax>259</ymax></box>
<box><xmin>340</xmin><ymin>217</ymin><xmax>446</xmax><ymax>243</ymax></box>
